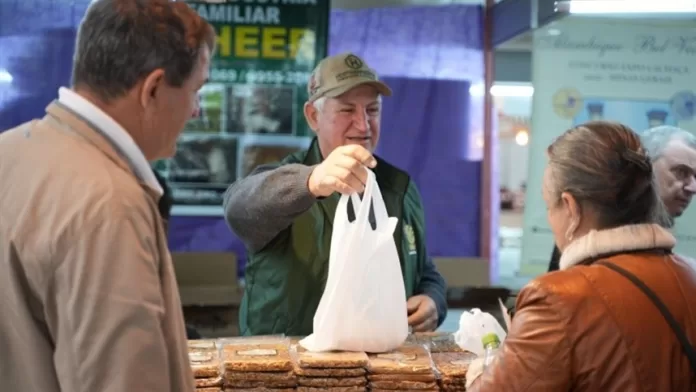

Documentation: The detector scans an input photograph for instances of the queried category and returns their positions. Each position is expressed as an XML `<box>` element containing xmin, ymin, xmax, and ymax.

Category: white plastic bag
<box><xmin>453</xmin><ymin>308</ymin><xmax>507</xmax><ymax>356</ymax></box>
<box><xmin>300</xmin><ymin>169</ymin><xmax>409</xmax><ymax>353</ymax></box>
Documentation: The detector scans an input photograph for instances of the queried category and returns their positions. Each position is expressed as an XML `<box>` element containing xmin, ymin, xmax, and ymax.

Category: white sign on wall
<box><xmin>520</xmin><ymin>18</ymin><xmax>696</xmax><ymax>277</ymax></box>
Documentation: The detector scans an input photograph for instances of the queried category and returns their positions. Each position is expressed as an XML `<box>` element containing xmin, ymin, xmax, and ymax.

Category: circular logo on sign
<box><xmin>552</xmin><ymin>87</ymin><xmax>583</xmax><ymax>119</ymax></box>
<box><xmin>344</xmin><ymin>54</ymin><xmax>363</xmax><ymax>69</ymax></box>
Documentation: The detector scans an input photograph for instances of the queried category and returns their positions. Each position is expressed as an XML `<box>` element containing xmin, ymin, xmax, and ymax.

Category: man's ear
<box><xmin>303</xmin><ymin>101</ymin><xmax>320</xmax><ymax>133</ymax></box>
<box><xmin>140</xmin><ymin>68</ymin><xmax>166</xmax><ymax>109</ymax></box>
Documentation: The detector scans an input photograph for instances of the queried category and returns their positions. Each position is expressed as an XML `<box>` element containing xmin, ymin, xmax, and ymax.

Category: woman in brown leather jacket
<box><xmin>468</xmin><ymin>121</ymin><xmax>696</xmax><ymax>391</ymax></box>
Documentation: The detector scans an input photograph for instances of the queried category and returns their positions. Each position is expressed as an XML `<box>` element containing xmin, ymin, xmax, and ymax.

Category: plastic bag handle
<box><xmin>353</xmin><ymin>169</ymin><xmax>374</xmax><ymax>225</ymax></box>
<box><xmin>336</xmin><ymin>195</ymin><xmax>366</xmax><ymax>224</ymax></box>
<box><xmin>364</xmin><ymin>170</ymin><xmax>390</xmax><ymax>229</ymax></box>
<box><xmin>350</xmin><ymin>193</ymin><xmax>363</xmax><ymax>221</ymax></box>
<box><xmin>336</xmin><ymin>169</ymin><xmax>389</xmax><ymax>230</ymax></box>
<box><xmin>335</xmin><ymin>187</ymin><xmax>367</xmax><ymax>229</ymax></box>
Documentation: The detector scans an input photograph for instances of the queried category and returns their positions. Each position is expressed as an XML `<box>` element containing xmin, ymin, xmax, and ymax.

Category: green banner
<box><xmin>160</xmin><ymin>0</ymin><xmax>329</xmax><ymax>214</ymax></box>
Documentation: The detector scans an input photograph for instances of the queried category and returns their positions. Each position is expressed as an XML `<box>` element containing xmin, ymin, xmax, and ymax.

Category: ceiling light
<box><xmin>515</xmin><ymin>130</ymin><xmax>529</xmax><ymax>146</ymax></box>
<box><xmin>0</xmin><ymin>69</ymin><xmax>12</xmax><ymax>84</ymax></box>
<box><xmin>557</xmin><ymin>0</ymin><xmax>696</xmax><ymax>14</ymax></box>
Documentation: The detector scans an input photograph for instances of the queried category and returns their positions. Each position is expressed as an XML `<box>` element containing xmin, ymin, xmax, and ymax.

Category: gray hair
<box><xmin>312</xmin><ymin>97</ymin><xmax>327</xmax><ymax>112</ymax></box>
<box><xmin>640</xmin><ymin>125</ymin><xmax>696</xmax><ymax>160</ymax></box>
<box><xmin>71</xmin><ymin>0</ymin><xmax>215</xmax><ymax>103</ymax></box>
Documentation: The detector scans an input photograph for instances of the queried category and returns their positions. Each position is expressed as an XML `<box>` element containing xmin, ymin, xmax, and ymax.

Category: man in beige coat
<box><xmin>0</xmin><ymin>1</ymin><xmax>215</xmax><ymax>391</ymax></box>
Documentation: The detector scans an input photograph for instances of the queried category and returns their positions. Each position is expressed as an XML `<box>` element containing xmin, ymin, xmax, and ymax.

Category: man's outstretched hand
<box><xmin>307</xmin><ymin>145</ymin><xmax>377</xmax><ymax>198</ymax></box>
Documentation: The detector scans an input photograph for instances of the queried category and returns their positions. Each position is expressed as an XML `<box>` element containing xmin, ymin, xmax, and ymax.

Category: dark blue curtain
<box><xmin>0</xmin><ymin>1</ymin><xmax>90</xmax><ymax>128</ymax></box>
<box><xmin>377</xmin><ymin>77</ymin><xmax>480</xmax><ymax>256</ymax></box>
<box><xmin>0</xmin><ymin>28</ymin><xmax>77</xmax><ymax>131</ymax></box>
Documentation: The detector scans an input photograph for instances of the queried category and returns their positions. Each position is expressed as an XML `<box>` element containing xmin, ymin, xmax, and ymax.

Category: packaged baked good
<box><xmin>190</xmin><ymin>349</ymin><xmax>222</xmax><ymax>378</ymax></box>
<box><xmin>219</xmin><ymin>335</ymin><xmax>288</xmax><ymax>346</ymax></box>
<box><xmin>292</xmin><ymin>344</ymin><xmax>369</xmax><ymax>369</ymax></box>
<box><xmin>189</xmin><ymin>339</ymin><xmax>218</xmax><ymax>351</ymax></box>
<box><xmin>294</xmin><ymin>365</ymin><xmax>366</xmax><ymax>377</ymax></box>
<box><xmin>431</xmin><ymin>352</ymin><xmax>476</xmax><ymax>378</ymax></box>
<box><xmin>225</xmin><ymin>379</ymin><xmax>297</xmax><ymax>388</ymax></box>
<box><xmin>440</xmin><ymin>377</ymin><xmax>468</xmax><ymax>387</ymax></box>
<box><xmin>223</xmin><ymin>369</ymin><xmax>297</xmax><ymax>389</ymax></box>
<box><xmin>407</xmin><ymin>332</ymin><xmax>463</xmax><ymax>353</ymax></box>
<box><xmin>440</xmin><ymin>382</ymin><xmax>467</xmax><ymax>391</ymax></box>
<box><xmin>369</xmin><ymin>380</ymin><xmax>438</xmax><ymax>389</ymax></box>
<box><xmin>195</xmin><ymin>375</ymin><xmax>223</xmax><ymax>388</ymax></box>
<box><xmin>222</xmin><ymin>341</ymin><xmax>293</xmax><ymax>372</ymax></box>
<box><xmin>366</xmin><ymin>345</ymin><xmax>434</xmax><ymax>375</ymax></box>
<box><xmin>224</xmin><ymin>370</ymin><xmax>295</xmax><ymax>382</ymax></box>
<box><xmin>367</xmin><ymin>373</ymin><xmax>435</xmax><ymax>382</ymax></box>
<box><xmin>223</xmin><ymin>388</ymin><xmax>295</xmax><ymax>392</ymax></box>
<box><xmin>297</xmin><ymin>386</ymin><xmax>366</xmax><ymax>392</ymax></box>
<box><xmin>371</xmin><ymin>389</ymin><xmax>439</xmax><ymax>392</ymax></box>
<box><xmin>297</xmin><ymin>376</ymin><xmax>366</xmax><ymax>387</ymax></box>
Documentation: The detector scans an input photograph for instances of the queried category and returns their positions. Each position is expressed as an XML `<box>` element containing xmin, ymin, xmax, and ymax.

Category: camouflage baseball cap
<box><xmin>307</xmin><ymin>52</ymin><xmax>392</xmax><ymax>102</ymax></box>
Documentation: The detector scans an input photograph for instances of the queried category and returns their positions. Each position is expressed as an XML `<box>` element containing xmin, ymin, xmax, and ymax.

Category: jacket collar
<box><xmin>44</xmin><ymin>101</ymin><xmax>162</xmax><ymax>202</ymax></box>
<box><xmin>302</xmin><ymin>137</ymin><xmax>326</xmax><ymax>166</ymax></box>
<box><xmin>53</xmin><ymin>88</ymin><xmax>162</xmax><ymax>195</ymax></box>
<box><xmin>560</xmin><ymin>223</ymin><xmax>676</xmax><ymax>270</ymax></box>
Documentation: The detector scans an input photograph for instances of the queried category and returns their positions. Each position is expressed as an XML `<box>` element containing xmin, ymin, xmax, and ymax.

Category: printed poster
<box><xmin>520</xmin><ymin>18</ymin><xmax>696</xmax><ymax>278</ymax></box>
<box><xmin>157</xmin><ymin>0</ymin><xmax>329</xmax><ymax>215</ymax></box>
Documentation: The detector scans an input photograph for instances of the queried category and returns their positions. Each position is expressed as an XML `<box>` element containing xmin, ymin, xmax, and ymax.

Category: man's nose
<box><xmin>684</xmin><ymin>176</ymin><xmax>696</xmax><ymax>194</ymax></box>
<box><xmin>191</xmin><ymin>95</ymin><xmax>201</xmax><ymax>118</ymax></box>
<box><xmin>352</xmin><ymin>109</ymin><xmax>369</xmax><ymax>132</ymax></box>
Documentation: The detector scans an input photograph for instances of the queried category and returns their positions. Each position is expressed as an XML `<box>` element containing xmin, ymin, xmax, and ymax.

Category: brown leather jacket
<box><xmin>469</xmin><ymin>224</ymin><xmax>696</xmax><ymax>391</ymax></box>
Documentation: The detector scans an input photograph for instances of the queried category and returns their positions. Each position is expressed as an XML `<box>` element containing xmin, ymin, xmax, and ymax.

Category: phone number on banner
<box><xmin>210</xmin><ymin>69</ymin><xmax>311</xmax><ymax>85</ymax></box>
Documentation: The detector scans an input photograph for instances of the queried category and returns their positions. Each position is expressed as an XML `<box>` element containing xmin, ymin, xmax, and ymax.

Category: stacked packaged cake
<box><xmin>189</xmin><ymin>339</ymin><xmax>224</xmax><ymax>392</ymax></box>
<box><xmin>366</xmin><ymin>345</ymin><xmax>439</xmax><ymax>392</ymax></box>
<box><xmin>187</xmin><ymin>334</ymin><xmax>480</xmax><ymax>392</ymax></box>
<box><xmin>292</xmin><ymin>344</ymin><xmax>369</xmax><ymax>392</ymax></box>
<box><xmin>222</xmin><ymin>338</ymin><xmax>297</xmax><ymax>391</ymax></box>
<box><xmin>431</xmin><ymin>352</ymin><xmax>476</xmax><ymax>392</ymax></box>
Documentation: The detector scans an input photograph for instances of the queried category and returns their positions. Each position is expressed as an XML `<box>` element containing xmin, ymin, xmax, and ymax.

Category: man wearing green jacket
<box><xmin>223</xmin><ymin>52</ymin><xmax>448</xmax><ymax>337</ymax></box>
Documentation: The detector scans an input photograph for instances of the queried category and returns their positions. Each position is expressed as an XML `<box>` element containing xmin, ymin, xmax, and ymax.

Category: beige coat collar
<box><xmin>44</xmin><ymin>101</ymin><xmax>162</xmax><ymax>202</ymax></box>
<box><xmin>56</xmin><ymin>87</ymin><xmax>162</xmax><ymax>195</ymax></box>
<box><xmin>560</xmin><ymin>224</ymin><xmax>676</xmax><ymax>270</ymax></box>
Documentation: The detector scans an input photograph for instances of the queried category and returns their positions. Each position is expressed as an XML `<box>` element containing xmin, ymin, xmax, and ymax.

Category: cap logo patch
<box><xmin>344</xmin><ymin>54</ymin><xmax>363</xmax><ymax>69</ymax></box>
